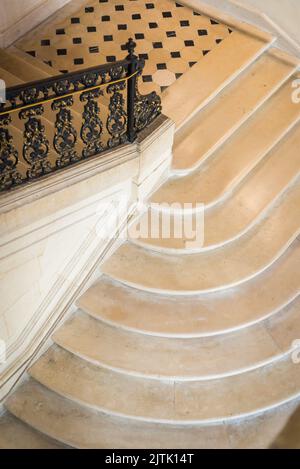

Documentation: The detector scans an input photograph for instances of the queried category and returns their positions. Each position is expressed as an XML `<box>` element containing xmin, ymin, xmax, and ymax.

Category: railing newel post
<box><xmin>125</xmin><ymin>38</ymin><xmax>138</xmax><ymax>143</ymax></box>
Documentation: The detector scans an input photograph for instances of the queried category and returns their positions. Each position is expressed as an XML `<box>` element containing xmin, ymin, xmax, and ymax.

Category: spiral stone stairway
<box><xmin>1</xmin><ymin>1</ymin><xmax>300</xmax><ymax>450</ymax></box>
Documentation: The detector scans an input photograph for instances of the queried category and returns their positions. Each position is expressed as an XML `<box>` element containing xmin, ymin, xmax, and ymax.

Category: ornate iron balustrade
<box><xmin>0</xmin><ymin>38</ymin><xmax>162</xmax><ymax>192</ymax></box>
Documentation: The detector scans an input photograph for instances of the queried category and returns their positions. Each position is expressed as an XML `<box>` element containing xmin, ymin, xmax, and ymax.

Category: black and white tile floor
<box><xmin>16</xmin><ymin>0</ymin><xmax>234</xmax><ymax>94</ymax></box>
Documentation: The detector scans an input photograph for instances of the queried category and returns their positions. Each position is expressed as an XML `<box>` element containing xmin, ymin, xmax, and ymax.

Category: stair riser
<box><xmin>25</xmin><ymin>374</ymin><xmax>300</xmax><ymax>425</ymax></box>
<box><xmin>133</xmin><ymin>172</ymin><xmax>300</xmax><ymax>254</ymax></box>
<box><xmin>53</xmin><ymin>327</ymin><xmax>299</xmax><ymax>383</ymax></box>
<box><xmin>81</xmin><ymin>291</ymin><xmax>300</xmax><ymax>339</ymax></box>
<box><xmin>105</xmin><ymin>227</ymin><xmax>300</xmax><ymax>296</ymax></box>
<box><xmin>28</xmin><ymin>344</ymin><xmax>300</xmax><ymax>425</ymax></box>
<box><xmin>172</xmin><ymin>67</ymin><xmax>298</xmax><ymax>176</ymax></box>
<box><xmin>174</xmin><ymin>38</ymin><xmax>276</xmax><ymax>132</ymax></box>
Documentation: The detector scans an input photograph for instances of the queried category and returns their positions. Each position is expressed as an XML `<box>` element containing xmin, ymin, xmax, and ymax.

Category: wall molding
<box><xmin>0</xmin><ymin>0</ymin><xmax>71</xmax><ymax>48</ymax></box>
<box><xmin>0</xmin><ymin>145</ymin><xmax>137</xmax><ymax>215</ymax></box>
<box><xmin>0</xmin><ymin>196</ymin><xmax>137</xmax><ymax>405</ymax></box>
<box><xmin>0</xmin><ymin>115</ymin><xmax>174</xmax><ymax>405</ymax></box>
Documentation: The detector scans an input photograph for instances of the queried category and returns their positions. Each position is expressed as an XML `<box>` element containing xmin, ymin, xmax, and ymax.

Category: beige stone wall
<box><xmin>1</xmin><ymin>0</ymin><xmax>48</xmax><ymax>31</ymax></box>
<box><xmin>0</xmin><ymin>0</ymin><xmax>71</xmax><ymax>47</ymax></box>
<box><xmin>232</xmin><ymin>0</ymin><xmax>300</xmax><ymax>48</ymax></box>
<box><xmin>0</xmin><ymin>115</ymin><xmax>175</xmax><ymax>403</ymax></box>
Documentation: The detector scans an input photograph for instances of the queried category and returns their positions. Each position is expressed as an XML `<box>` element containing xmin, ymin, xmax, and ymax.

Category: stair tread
<box><xmin>0</xmin><ymin>66</ymin><xmax>24</xmax><ymax>87</ymax></box>
<box><xmin>102</xmin><ymin>181</ymin><xmax>300</xmax><ymax>294</ymax></box>
<box><xmin>53</xmin><ymin>296</ymin><xmax>300</xmax><ymax>379</ymax></box>
<box><xmin>77</xmin><ymin>240</ymin><xmax>300</xmax><ymax>337</ymax></box>
<box><xmin>172</xmin><ymin>50</ymin><xmax>296</xmax><ymax>172</ymax></box>
<box><xmin>0</xmin><ymin>412</ymin><xmax>65</xmax><ymax>449</ymax></box>
<box><xmin>6</xmin><ymin>379</ymin><xmax>296</xmax><ymax>449</ymax></box>
<box><xmin>5</xmin><ymin>379</ymin><xmax>231</xmax><ymax>449</ymax></box>
<box><xmin>8</xmin><ymin>46</ymin><xmax>58</xmax><ymax>75</ymax></box>
<box><xmin>0</xmin><ymin>48</ymin><xmax>50</xmax><ymax>82</ymax></box>
<box><xmin>133</xmin><ymin>121</ymin><xmax>300</xmax><ymax>252</ymax></box>
<box><xmin>30</xmin><ymin>345</ymin><xmax>300</xmax><ymax>423</ymax></box>
<box><xmin>163</xmin><ymin>30</ymin><xmax>274</xmax><ymax>130</ymax></box>
<box><xmin>153</xmin><ymin>77</ymin><xmax>300</xmax><ymax>208</ymax></box>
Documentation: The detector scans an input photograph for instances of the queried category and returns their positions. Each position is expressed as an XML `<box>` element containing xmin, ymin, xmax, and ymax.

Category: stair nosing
<box><xmin>52</xmin><ymin>317</ymin><xmax>298</xmax><ymax>382</ymax></box>
<box><xmin>27</xmin><ymin>370</ymin><xmax>300</xmax><ymax>426</ymax></box>
<box><xmin>164</xmin><ymin>112</ymin><xmax>300</xmax><ymax>216</ymax></box>
<box><xmin>103</xmin><ymin>227</ymin><xmax>300</xmax><ymax>296</ymax></box>
<box><xmin>174</xmin><ymin>36</ymin><xmax>277</xmax><ymax>133</ymax></box>
<box><xmin>131</xmin><ymin>172</ymin><xmax>300</xmax><ymax>255</ymax></box>
<box><xmin>6</xmin><ymin>374</ymin><xmax>300</xmax><ymax>431</ymax></box>
<box><xmin>172</xmin><ymin>62</ymin><xmax>298</xmax><ymax>176</ymax></box>
<box><xmin>78</xmin><ymin>290</ymin><xmax>300</xmax><ymax>339</ymax></box>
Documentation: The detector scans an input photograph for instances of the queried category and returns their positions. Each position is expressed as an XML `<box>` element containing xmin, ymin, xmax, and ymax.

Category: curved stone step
<box><xmin>53</xmin><ymin>297</ymin><xmax>300</xmax><ymax>380</ymax></box>
<box><xmin>163</xmin><ymin>29</ymin><xmax>274</xmax><ymax>130</ymax></box>
<box><xmin>77</xmin><ymin>240</ymin><xmax>300</xmax><ymax>338</ymax></box>
<box><xmin>5</xmin><ymin>379</ymin><xmax>297</xmax><ymax>448</ymax></box>
<box><xmin>102</xmin><ymin>181</ymin><xmax>300</xmax><ymax>295</ymax></box>
<box><xmin>0</xmin><ymin>412</ymin><xmax>65</xmax><ymax>449</ymax></box>
<box><xmin>152</xmin><ymin>77</ymin><xmax>300</xmax><ymax>209</ymax></box>
<box><xmin>132</xmin><ymin>124</ymin><xmax>300</xmax><ymax>252</ymax></box>
<box><xmin>29</xmin><ymin>345</ymin><xmax>300</xmax><ymax>424</ymax></box>
<box><xmin>172</xmin><ymin>49</ymin><xmax>297</xmax><ymax>174</ymax></box>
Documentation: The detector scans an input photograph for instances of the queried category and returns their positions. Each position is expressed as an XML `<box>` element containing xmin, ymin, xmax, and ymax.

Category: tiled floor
<box><xmin>15</xmin><ymin>0</ymin><xmax>234</xmax><ymax>94</ymax></box>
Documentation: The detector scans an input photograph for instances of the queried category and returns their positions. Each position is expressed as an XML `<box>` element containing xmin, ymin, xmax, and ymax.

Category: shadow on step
<box><xmin>271</xmin><ymin>405</ymin><xmax>300</xmax><ymax>448</ymax></box>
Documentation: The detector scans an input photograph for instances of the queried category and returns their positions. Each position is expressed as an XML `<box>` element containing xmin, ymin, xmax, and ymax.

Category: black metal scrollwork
<box><xmin>20</xmin><ymin>106</ymin><xmax>51</xmax><ymax>179</ymax></box>
<box><xmin>53</xmin><ymin>79</ymin><xmax>72</xmax><ymax>96</ymax></box>
<box><xmin>20</xmin><ymin>88</ymin><xmax>40</xmax><ymax>105</ymax></box>
<box><xmin>106</xmin><ymin>65</ymin><xmax>127</xmax><ymax>148</ymax></box>
<box><xmin>0</xmin><ymin>38</ymin><xmax>162</xmax><ymax>193</ymax></box>
<box><xmin>52</xmin><ymin>97</ymin><xmax>79</xmax><ymax>167</ymax></box>
<box><xmin>0</xmin><ymin>115</ymin><xmax>22</xmax><ymax>191</ymax></box>
<box><xmin>106</xmin><ymin>82</ymin><xmax>127</xmax><ymax>148</ymax></box>
<box><xmin>80</xmin><ymin>89</ymin><xmax>104</xmax><ymax>158</ymax></box>
<box><xmin>133</xmin><ymin>69</ymin><xmax>162</xmax><ymax>133</ymax></box>
<box><xmin>81</xmin><ymin>72</ymin><xmax>99</xmax><ymax>88</ymax></box>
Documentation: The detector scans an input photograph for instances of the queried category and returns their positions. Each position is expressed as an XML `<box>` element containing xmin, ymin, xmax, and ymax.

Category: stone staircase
<box><xmin>1</xmin><ymin>1</ymin><xmax>300</xmax><ymax>450</ymax></box>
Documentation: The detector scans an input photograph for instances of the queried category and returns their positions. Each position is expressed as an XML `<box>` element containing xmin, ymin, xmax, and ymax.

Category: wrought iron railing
<box><xmin>0</xmin><ymin>38</ymin><xmax>162</xmax><ymax>192</ymax></box>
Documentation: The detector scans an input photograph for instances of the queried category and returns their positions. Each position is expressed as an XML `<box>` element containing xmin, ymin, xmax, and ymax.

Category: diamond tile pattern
<box><xmin>16</xmin><ymin>0</ymin><xmax>234</xmax><ymax>94</ymax></box>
